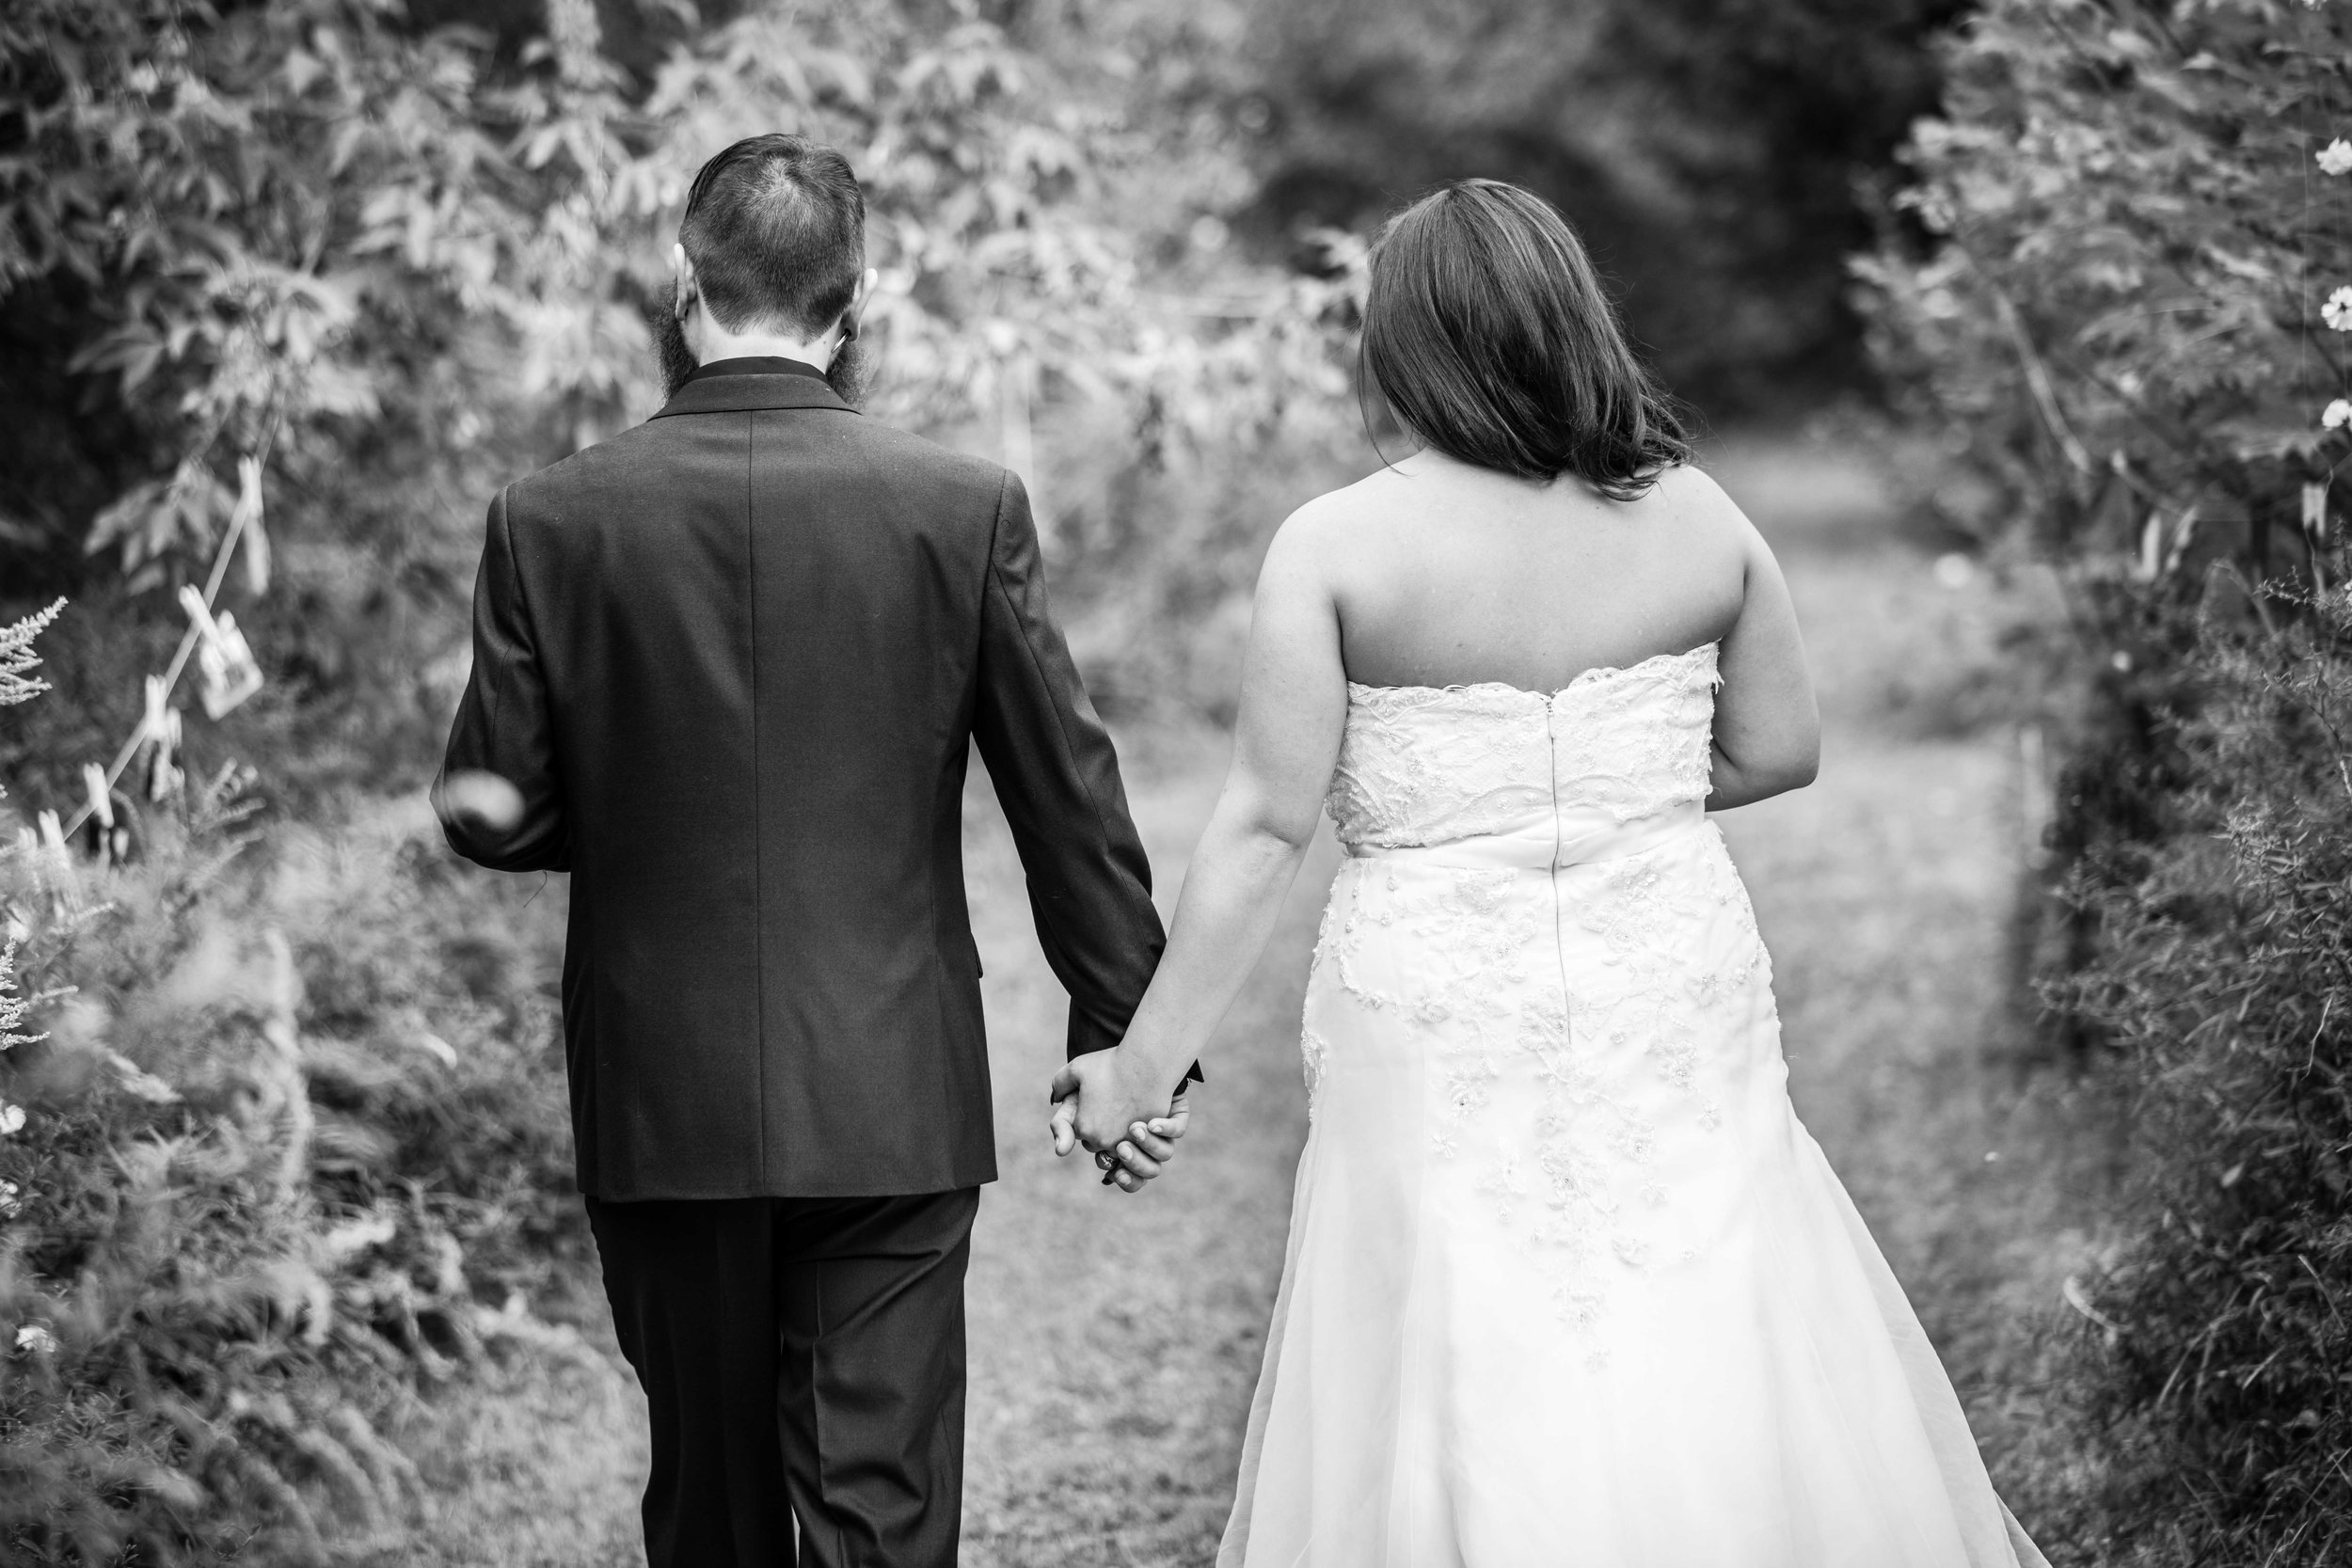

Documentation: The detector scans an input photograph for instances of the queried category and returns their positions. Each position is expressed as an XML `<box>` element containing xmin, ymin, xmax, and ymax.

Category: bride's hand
<box><xmin>1049</xmin><ymin>1049</ymin><xmax>1191</xmax><ymax>1192</ymax></box>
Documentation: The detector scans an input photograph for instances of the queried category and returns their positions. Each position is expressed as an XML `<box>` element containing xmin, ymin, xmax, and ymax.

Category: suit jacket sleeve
<box><xmin>436</xmin><ymin>487</ymin><xmax>570</xmax><ymax>873</ymax></box>
<box><xmin>972</xmin><ymin>471</ymin><xmax>1196</xmax><ymax>1078</ymax></box>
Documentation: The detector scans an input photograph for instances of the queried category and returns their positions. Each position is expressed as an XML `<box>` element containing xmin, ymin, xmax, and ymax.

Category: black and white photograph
<box><xmin>1</xmin><ymin>1</ymin><xmax>2347</xmax><ymax>1564</ymax></box>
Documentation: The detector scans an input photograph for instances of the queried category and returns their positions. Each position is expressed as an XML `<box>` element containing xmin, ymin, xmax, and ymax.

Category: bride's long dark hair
<box><xmin>1359</xmin><ymin>179</ymin><xmax>1690</xmax><ymax>500</ymax></box>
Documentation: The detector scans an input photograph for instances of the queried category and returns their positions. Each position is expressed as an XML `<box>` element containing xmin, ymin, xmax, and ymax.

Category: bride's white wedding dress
<box><xmin>1219</xmin><ymin>643</ymin><xmax>2050</xmax><ymax>1568</ymax></box>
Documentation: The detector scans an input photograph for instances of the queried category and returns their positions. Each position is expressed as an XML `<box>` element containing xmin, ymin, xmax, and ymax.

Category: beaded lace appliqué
<box><xmin>1303</xmin><ymin>645</ymin><xmax>1774</xmax><ymax>1335</ymax></box>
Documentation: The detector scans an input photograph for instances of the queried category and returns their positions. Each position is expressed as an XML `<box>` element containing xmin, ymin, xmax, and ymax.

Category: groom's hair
<box><xmin>679</xmin><ymin>135</ymin><xmax>865</xmax><ymax>338</ymax></box>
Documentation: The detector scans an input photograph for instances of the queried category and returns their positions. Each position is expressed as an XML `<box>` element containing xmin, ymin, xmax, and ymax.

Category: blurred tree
<box><xmin>1234</xmin><ymin>0</ymin><xmax>1970</xmax><ymax>415</ymax></box>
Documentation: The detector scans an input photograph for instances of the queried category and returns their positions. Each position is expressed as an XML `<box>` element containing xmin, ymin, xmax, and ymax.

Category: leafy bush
<box><xmin>2039</xmin><ymin>571</ymin><xmax>2352</xmax><ymax>1562</ymax></box>
<box><xmin>0</xmin><ymin>602</ymin><xmax>586</xmax><ymax>1564</ymax></box>
<box><xmin>1859</xmin><ymin>1</ymin><xmax>2352</xmax><ymax>1558</ymax></box>
<box><xmin>1856</xmin><ymin>0</ymin><xmax>2350</xmax><ymax>567</ymax></box>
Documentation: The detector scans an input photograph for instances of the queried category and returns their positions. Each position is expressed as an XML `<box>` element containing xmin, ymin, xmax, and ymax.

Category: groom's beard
<box><xmin>823</xmin><ymin>331</ymin><xmax>868</xmax><ymax>407</ymax></box>
<box><xmin>651</xmin><ymin>304</ymin><xmax>869</xmax><ymax>408</ymax></box>
<box><xmin>653</xmin><ymin>304</ymin><xmax>698</xmax><ymax>402</ymax></box>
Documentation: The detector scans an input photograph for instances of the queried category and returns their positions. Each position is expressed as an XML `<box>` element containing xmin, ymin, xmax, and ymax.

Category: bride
<box><xmin>1050</xmin><ymin>178</ymin><xmax>2051</xmax><ymax>1567</ymax></box>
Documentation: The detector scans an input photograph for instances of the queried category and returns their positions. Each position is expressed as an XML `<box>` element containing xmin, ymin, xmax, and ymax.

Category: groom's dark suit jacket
<box><xmin>437</xmin><ymin>358</ymin><xmax>1169</xmax><ymax>1200</ymax></box>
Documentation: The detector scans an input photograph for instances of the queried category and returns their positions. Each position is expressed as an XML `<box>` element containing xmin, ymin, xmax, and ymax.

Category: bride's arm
<box><xmin>1707</xmin><ymin>514</ymin><xmax>1820</xmax><ymax>812</ymax></box>
<box><xmin>1050</xmin><ymin>510</ymin><xmax>1350</xmax><ymax>1169</ymax></box>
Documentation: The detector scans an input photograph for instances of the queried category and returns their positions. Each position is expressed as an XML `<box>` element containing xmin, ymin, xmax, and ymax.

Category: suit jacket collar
<box><xmin>652</xmin><ymin>358</ymin><xmax>858</xmax><ymax>420</ymax></box>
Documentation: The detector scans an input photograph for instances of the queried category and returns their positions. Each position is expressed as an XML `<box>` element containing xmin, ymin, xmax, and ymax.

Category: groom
<box><xmin>436</xmin><ymin>134</ymin><xmax>1189</xmax><ymax>1567</ymax></box>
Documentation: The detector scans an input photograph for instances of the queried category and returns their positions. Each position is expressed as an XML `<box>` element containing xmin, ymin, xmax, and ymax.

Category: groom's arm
<box><xmin>436</xmin><ymin>487</ymin><xmax>569</xmax><ymax>874</ymax></box>
<box><xmin>972</xmin><ymin>471</ymin><xmax>1196</xmax><ymax>1079</ymax></box>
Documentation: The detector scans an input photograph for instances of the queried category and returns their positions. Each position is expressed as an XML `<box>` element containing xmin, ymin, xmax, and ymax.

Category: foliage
<box><xmin>1239</xmin><ymin>0</ymin><xmax>1968</xmax><ymax>410</ymax></box>
<box><xmin>0</xmin><ymin>602</ymin><xmax>64</xmax><ymax>711</ymax></box>
<box><xmin>0</xmin><ymin>598</ymin><xmax>586</xmax><ymax>1563</ymax></box>
<box><xmin>1856</xmin><ymin>0</ymin><xmax>2352</xmax><ymax>572</ymax></box>
<box><xmin>1859</xmin><ymin>1</ymin><xmax>2352</xmax><ymax>1559</ymax></box>
<box><xmin>0</xmin><ymin>747</ymin><xmax>586</xmax><ymax>1562</ymax></box>
<box><xmin>2042</xmin><ymin>571</ymin><xmax>2352</xmax><ymax>1563</ymax></box>
<box><xmin>0</xmin><ymin>0</ymin><xmax>1358</xmax><ymax>801</ymax></box>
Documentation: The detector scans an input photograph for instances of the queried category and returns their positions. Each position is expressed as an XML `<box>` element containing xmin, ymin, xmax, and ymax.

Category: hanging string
<box><xmin>58</xmin><ymin>415</ymin><xmax>281</xmax><ymax>844</ymax></box>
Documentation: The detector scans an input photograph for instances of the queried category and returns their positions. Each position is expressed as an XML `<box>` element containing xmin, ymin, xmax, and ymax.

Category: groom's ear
<box><xmin>671</xmin><ymin>243</ymin><xmax>697</xmax><ymax>322</ymax></box>
<box><xmin>843</xmin><ymin>266</ymin><xmax>877</xmax><ymax>336</ymax></box>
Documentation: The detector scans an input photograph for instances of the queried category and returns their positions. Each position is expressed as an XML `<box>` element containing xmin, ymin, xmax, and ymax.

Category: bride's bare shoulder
<box><xmin>1639</xmin><ymin>461</ymin><xmax>1773</xmax><ymax>563</ymax></box>
<box><xmin>1261</xmin><ymin>469</ymin><xmax>1402</xmax><ymax>564</ymax></box>
<box><xmin>1269</xmin><ymin>464</ymin><xmax>1435</xmax><ymax>554</ymax></box>
<box><xmin>1646</xmin><ymin>461</ymin><xmax>1749</xmax><ymax>525</ymax></box>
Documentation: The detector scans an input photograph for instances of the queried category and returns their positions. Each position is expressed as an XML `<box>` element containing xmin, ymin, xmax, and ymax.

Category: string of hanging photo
<box><xmin>25</xmin><ymin>440</ymin><xmax>273</xmax><ymax>898</ymax></box>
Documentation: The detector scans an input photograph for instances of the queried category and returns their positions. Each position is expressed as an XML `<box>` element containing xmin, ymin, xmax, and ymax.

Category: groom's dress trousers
<box><xmin>438</xmin><ymin>358</ymin><xmax>1168</xmax><ymax>1566</ymax></box>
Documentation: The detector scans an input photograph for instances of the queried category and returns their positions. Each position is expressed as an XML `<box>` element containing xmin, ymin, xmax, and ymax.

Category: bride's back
<box><xmin>1231</xmin><ymin>177</ymin><xmax>1816</xmax><ymax>822</ymax></box>
<box><xmin>1318</xmin><ymin>452</ymin><xmax>1749</xmax><ymax>694</ymax></box>
<box><xmin>1298</xmin><ymin>178</ymin><xmax>1748</xmax><ymax>695</ymax></box>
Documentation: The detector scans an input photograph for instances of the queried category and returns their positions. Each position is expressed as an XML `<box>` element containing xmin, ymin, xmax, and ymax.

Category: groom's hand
<box><xmin>1049</xmin><ymin>1048</ymin><xmax>1190</xmax><ymax>1193</ymax></box>
<box><xmin>436</xmin><ymin>769</ymin><xmax>525</xmax><ymax>832</ymax></box>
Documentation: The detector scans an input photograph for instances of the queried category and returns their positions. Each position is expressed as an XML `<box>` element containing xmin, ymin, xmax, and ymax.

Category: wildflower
<box><xmin>0</xmin><ymin>931</ymin><xmax>33</xmax><ymax>1052</ymax></box>
<box><xmin>0</xmin><ymin>600</ymin><xmax>63</xmax><ymax>710</ymax></box>
<box><xmin>2326</xmin><ymin>286</ymin><xmax>2352</xmax><ymax>331</ymax></box>
<box><xmin>0</xmin><ymin>1180</ymin><xmax>18</xmax><ymax>1219</ymax></box>
<box><xmin>2327</xmin><ymin>399</ymin><xmax>2352</xmax><ymax>431</ymax></box>
<box><xmin>2324</xmin><ymin>140</ymin><xmax>2352</xmax><ymax>177</ymax></box>
<box><xmin>14</xmin><ymin>1324</ymin><xmax>56</xmax><ymax>1354</ymax></box>
<box><xmin>0</xmin><ymin>1101</ymin><xmax>24</xmax><ymax>1136</ymax></box>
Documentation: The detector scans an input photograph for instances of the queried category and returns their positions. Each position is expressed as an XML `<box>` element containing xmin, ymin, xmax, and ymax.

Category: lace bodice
<box><xmin>1327</xmin><ymin>643</ymin><xmax>1722</xmax><ymax>851</ymax></box>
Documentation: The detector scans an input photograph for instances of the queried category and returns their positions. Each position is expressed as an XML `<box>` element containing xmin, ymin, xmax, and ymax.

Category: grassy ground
<box><xmin>396</xmin><ymin>431</ymin><xmax>2109</xmax><ymax>1565</ymax></box>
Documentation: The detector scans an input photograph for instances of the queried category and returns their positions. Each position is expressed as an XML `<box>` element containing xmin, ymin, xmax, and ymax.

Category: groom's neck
<box><xmin>692</xmin><ymin>311</ymin><xmax>836</xmax><ymax>373</ymax></box>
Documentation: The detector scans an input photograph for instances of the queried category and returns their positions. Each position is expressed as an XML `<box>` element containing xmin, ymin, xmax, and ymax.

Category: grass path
<box><xmin>403</xmin><ymin>434</ymin><xmax>2098</xmax><ymax>1565</ymax></box>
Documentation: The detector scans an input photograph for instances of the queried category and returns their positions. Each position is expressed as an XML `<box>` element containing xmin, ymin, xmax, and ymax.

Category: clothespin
<box><xmin>34</xmin><ymin>810</ymin><xmax>79</xmax><ymax>912</ymax></box>
<box><xmin>138</xmin><ymin>675</ymin><xmax>183</xmax><ymax>803</ymax></box>
<box><xmin>82</xmin><ymin>766</ymin><xmax>112</xmax><ymax>834</ymax></box>
<box><xmin>178</xmin><ymin>586</ymin><xmax>263</xmax><ymax>720</ymax></box>
<box><xmin>78</xmin><ymin>763</ymin><xmax>134</xmax><ymax>870</ymax></box>
<box><xmin>235</xmin><ymin>454</ymin><xmax>269</xmax><ymax>597</ymax></box>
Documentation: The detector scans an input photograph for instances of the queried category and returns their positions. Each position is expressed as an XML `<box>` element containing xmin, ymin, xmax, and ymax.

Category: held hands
<box><xmin>1048</xmin><ymin>1046</ymin><xmax>1191</xmax><ymax>1194</ymax></box>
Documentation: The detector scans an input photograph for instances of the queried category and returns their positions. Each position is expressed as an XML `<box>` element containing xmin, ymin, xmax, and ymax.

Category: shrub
<box><xmin>0</xmin><ymin>604</ymin><xmax>585</xmax><ymax>1564</ymax></box>
<box><xmin>2041</xmin><ymin>568</ymin><xmax>2352</xmax><ymax>1561</ymax></box>
<box><xmin>1859</xmin><ymin>1</ymin><xmax>2352</xmax><ymax>1558</ymax></box>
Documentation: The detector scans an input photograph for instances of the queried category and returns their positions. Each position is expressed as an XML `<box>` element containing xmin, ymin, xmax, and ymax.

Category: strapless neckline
<box><xmin>1344</xmin><ymin>641</ymin><xmax>1721</xmax><ymax>703</ymax></box>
